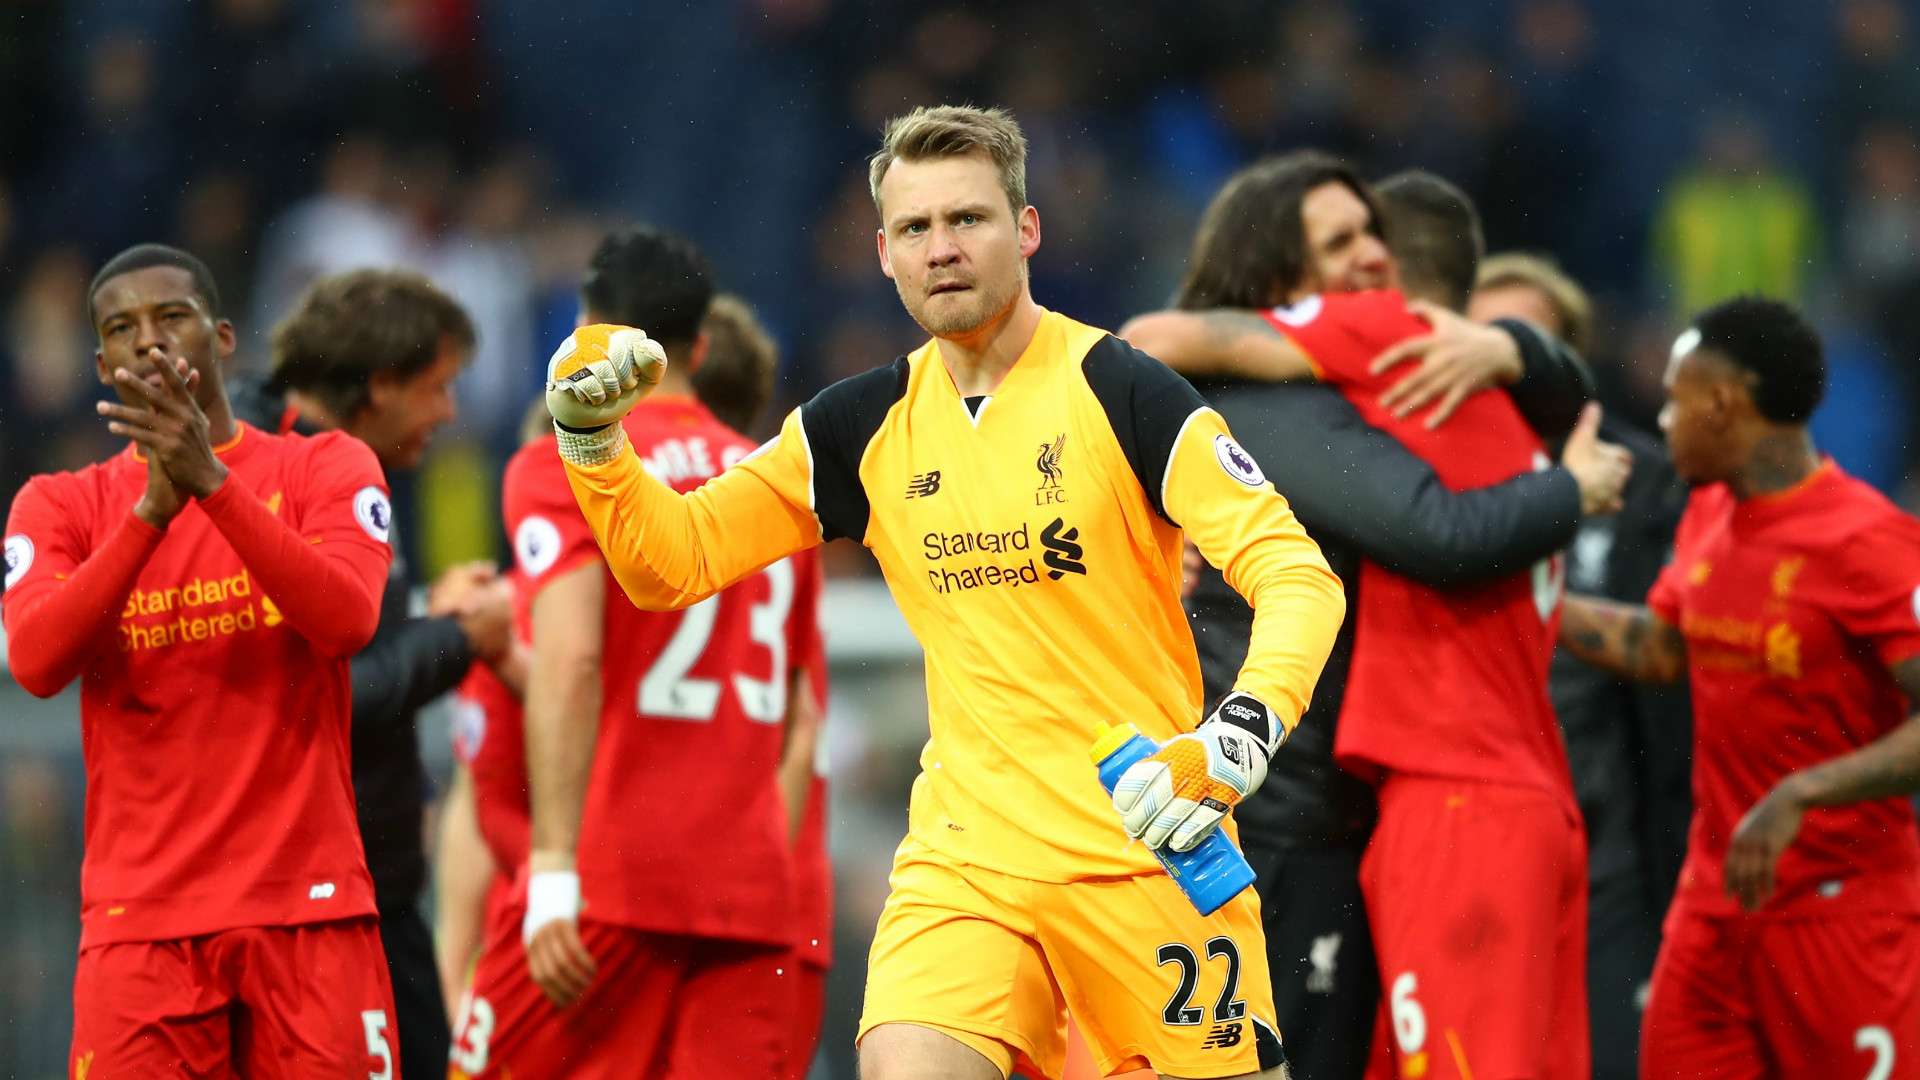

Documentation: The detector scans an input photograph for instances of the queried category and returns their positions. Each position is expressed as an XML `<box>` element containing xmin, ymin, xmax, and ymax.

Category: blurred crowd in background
<box><xmin>4</xmin><ymin>0</ymin><xmax>1920</xmax><ymax>1075</ymax></box>
<box><xmin>7</xmin><ymin>0</ymin><xmax>1920</xmax><ymax>524</ymax></box>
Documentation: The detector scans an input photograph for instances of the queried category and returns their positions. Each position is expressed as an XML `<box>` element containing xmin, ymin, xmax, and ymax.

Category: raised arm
<box><xmin>1366</xmin><ymin>302</ymin><xmax>1596</xmax><ymax>435</ymax></box>
<box><xmin>1208</xmin><ymin>381</ymin><xmax>1582</xmax><ymax>588</ymax></box>
<box><xmin>557</xmin><ymin>364</ymin><xmax>910</xmax><ymax>613</ymax></box>
<box><xmin>1489</xmin><ymin>317</ymin><xmax>1598</xmax><ymax>442</ymax></box>
<box><xmin>1127</xmin><ymin>300</ymin><xmax>1594</xmax><ymax>437</ymax></box>
<box><xmin>1120</xmin><ymin>309</ymin><xmax>1318</xmax><ymax>381</ymax></box>
<box><xmin>196</xmin><ymin>435</ymin><xmax>391</xmax><ymax>658</ymax></box>
<box><xmin>544</xmin><ymin>325</ymin><xmax>868</xmax><ymax>611</ymax></box>
<box><xmin>561</xmin><ymin>423</ymin><xmax>823</xmax><ymax>610</ymax></box>
<box><xmin>101</xmin><ymin>351</ymin><xmax>388</xmax><ymax>657</ymax></box>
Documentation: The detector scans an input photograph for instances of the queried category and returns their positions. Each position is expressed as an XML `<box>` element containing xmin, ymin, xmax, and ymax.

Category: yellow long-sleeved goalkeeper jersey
<box><xmin>563</xmin><ymin>309</ymin><xmax>1344</xmax><ymax>880</ymax></box>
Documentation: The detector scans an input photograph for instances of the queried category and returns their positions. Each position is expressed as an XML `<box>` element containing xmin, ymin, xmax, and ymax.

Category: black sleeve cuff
<box><xmin>1492</xmin><ymin>318</ymin><xmax>1596</xmax><ymax>443</ymax></box>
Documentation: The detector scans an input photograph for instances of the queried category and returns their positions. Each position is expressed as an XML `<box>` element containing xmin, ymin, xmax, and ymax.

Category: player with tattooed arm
<box><xmin>1560</xmin><ymin>297</ymin><xmax>1920</xmax><ymax>1078</ymax></box>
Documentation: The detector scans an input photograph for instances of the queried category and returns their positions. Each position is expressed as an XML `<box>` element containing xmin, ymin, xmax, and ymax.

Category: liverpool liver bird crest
<box><xmin>1036</xmin><ymin>433</ymin><xmax>1066</xmax><ymax>489</ymax></box>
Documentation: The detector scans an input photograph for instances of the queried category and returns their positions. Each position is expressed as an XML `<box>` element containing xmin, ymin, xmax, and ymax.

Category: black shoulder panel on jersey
<box><xmin>1081</xmin><ymin>334</ymin><xmax>1211</xmax><ymax>524</ymax></box>
<box><xmin>799</xmin><ymin>357</ymin><xmax>910</xmax><ymax>543</ymax></box>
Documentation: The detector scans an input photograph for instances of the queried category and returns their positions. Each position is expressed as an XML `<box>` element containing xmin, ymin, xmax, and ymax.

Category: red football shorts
<box><xmin>449</xmin><ymin>910</ymin><xmax>797</xmax><ymax>1079</ymax></box>
<box><xmin>1642</xmin><ymin>902</ymin><xmax>1920</xmax><ymax>1079</ymax></box>
<box><xmin>1360</xmin><ymin>774</ymin><xmax>1588</xmax><ymax>1080</ymax></box>
<box><xmin>70</xmin><ymin>917</ymin><xmax>399</xmax><ymax>1079</ymax></box>
<box><xmin>783</xmin><ymin>958</ymin><xmax>829</xmax><ymax>1080</ymax></box>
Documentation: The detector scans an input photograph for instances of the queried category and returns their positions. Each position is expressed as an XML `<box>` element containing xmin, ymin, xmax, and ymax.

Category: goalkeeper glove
<box><xmin>1111</xmin><ymin>692</ymin><xmax>1284</xmax><ymax>852</ymax></box>
<box><xmin>545</xmin><ymin>325</ymin><xmax>668</xmax><ymax>464</ymax></box>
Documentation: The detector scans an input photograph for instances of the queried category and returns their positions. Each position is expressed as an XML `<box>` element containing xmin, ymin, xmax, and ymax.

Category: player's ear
<box><xmin>876</xmin><ymin>228</ymin><xmax>896</xmax><ymax>281</ymax></box>
<box><xmin>94</xmin><ymin>348</ymin><xmax>111</xmax><ymax>387</ymax></box>
<box><xmin>368</xmin><ymin>369</ymin><xmax>402</xmax><ymax>412</ymax></box>
<box><xmin>1018</xmin><ymin>205</ymin><xmax>1041</xmax><ymax>259</ymax></box>
<box><xmin>214</xmin><ymin>319</ymin><xmax>237</xmax><ymax>366</ymax></box>
<box><xmin>686</xmin><ymin>330</ymin><xmax>710</xmax><ymax>374</ymax></box>
<box><xmin>1707</xmin><ymin>376</ymin><xmax>1750</xmax><ymax>427</ymax></box>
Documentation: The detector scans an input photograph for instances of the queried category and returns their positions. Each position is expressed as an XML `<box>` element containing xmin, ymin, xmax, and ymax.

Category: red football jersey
<box><xmin>1648</xmin><ymin>462</ymin><xmax>1920</xmax><ymax>916</ymax></box>
<box><xmin>2</xmin><ymin>425</ymin><xmax>389</xmax><ymax>945</ymax></box>
<box><xmin>505</xmin><ymin>395</ymin><xmax>821</xmax><ymax>945</ymax></box>
<box><xmin>1265</xmin><ymin>291</ymin><xmax>1574</xmax><ymax>813</ymax></box>
<box><xmin>450</xmin><ymin>569</ymin><xmax>532</xmax><ymax>876</ymax></box>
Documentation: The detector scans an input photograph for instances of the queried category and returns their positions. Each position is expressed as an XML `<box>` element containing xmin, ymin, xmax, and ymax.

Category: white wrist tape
<box><xmin>552</xmin><ymin>422</ymin><xmax>626</xmax><ymax>467</ymax></box>
<box><xmin>522</xmin><ymin>869</ymin><xmax>582</xmax><ymax>944</ymax></box>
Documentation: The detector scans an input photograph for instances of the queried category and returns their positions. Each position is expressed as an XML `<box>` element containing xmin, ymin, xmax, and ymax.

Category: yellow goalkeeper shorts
<box><xmin>857</xmin><ymin>836</ymin><xmax>1283</xmax><ymax>1079</ymax></box>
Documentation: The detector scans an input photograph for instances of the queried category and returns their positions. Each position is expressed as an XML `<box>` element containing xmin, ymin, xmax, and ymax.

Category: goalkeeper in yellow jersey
<box><xmin>543</xmin><ymin>105</ymin><xmax>1344</xmax><ymax>1080</ymax></box>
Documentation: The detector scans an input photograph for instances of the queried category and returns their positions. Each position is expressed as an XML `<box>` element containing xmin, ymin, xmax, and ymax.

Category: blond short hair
<box><xmin>868</xmin><ymin>104</ymin><xmax>1028</xmax><ymax>216</ymax></box>
<box><xmin>1475</xmin><ymin>252</ymin><xmax>1596</xmax><ymax>355</ymax></box>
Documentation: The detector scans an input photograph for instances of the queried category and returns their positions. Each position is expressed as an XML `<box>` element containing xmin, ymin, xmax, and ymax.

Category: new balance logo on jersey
<box><xmin>309</xmin><ymin>882</ymin><xmax>336</xmax><ymax>900</ymax></box>
<box><xmin>1201</xmin><ymin>1022</ymin><xmax>1243</xmax><ymax>1050</ymax></box>
<box><xmin>1041</xmin><ymin>518</ymin><xmax>1085</xmax><ymax>579</ymax></box>
<box><xmin>906</xmin><ymin>471</ymin><xmax>942</xmax><ymax>498</ymax></box>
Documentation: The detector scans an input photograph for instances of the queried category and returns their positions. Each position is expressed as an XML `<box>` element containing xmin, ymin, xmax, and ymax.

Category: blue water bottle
<box><xmin>1092</xmin><ymin>723</ymin><xmax>1257</xmax><ymax>916</ymax></box>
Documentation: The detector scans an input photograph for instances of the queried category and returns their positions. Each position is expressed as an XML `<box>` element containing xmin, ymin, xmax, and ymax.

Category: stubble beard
<box><xmin>901</xmin><ymin>266</ymin><xmax>1022</xmax><ymax>339</ymax></box>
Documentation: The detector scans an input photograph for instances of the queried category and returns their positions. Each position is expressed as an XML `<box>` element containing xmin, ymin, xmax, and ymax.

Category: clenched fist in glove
<box><xmin>1110</xmin><ymin>692</ymin><xmax>1284</xmax><ymax>852</ymax></box>
<box><xmin>545</xmin><ymin>324</ymin><xmax>668</xmax><ymax>464</ymax></box>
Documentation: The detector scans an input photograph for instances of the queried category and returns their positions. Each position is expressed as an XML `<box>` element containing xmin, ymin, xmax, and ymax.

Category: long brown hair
<box><xmin>1174</xmin><ymin>150</ymin><xmax>1383</xmax><ymax>310</ymax></box>
<box><xmin>270</xmin><ymin>269</ymin><xmax>475</xmax><ymax>418</ymax></box>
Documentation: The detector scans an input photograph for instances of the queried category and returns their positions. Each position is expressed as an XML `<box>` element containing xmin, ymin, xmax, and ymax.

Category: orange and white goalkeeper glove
<box><xmin>545</xmin><ymin>324</ymin><xmax>667</xmax><ymax>464</ymax></box>
<box><xmin>1111</xmin><ymin>692</ymin><xmax>1284</xmax><ymax>852</ymax></box>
